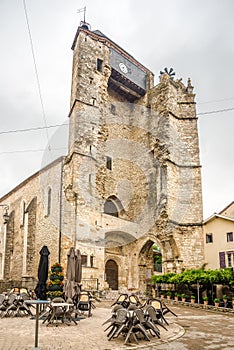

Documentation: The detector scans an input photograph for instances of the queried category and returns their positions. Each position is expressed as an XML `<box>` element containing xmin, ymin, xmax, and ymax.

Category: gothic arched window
<box><xmin>104</xmin><ymin>196</ymin><xmax>124</xmax><ymax>218</ymax></box>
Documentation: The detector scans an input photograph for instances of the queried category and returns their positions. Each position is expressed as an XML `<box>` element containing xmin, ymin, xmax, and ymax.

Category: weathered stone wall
<box><xmin>0</xmin><ymin>158</ymin><xmax>65</xmax><ymax>288</ymax></box>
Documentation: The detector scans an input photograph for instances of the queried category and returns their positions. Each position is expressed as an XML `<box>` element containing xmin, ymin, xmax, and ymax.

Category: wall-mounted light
<box><xmin>0</xmin><ymin>204</ymin><xmax>9</xmax><ymax>224</ymax></box>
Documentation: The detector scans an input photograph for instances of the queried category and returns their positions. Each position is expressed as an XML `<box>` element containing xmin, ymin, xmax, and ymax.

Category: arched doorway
<box><xmin>105</xmin><ymin>259</ymin><xmax>118</xmax><ymax>290</ymax></box>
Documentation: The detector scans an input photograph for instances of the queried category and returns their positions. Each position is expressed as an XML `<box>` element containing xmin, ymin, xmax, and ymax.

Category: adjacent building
<box><xmin>203</xmin><ymin>202</ymin><xmax>234</xmax><ymax>269</ymax></box>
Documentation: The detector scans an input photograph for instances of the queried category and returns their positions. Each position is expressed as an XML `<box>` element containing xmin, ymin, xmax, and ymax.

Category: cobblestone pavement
<box><xmin>0</xmin><ymin>302</ymin><xmax>233</xmax><ymax>350</ymax></box>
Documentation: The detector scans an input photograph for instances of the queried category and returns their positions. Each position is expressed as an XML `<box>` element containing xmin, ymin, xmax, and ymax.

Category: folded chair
<box><xmin>107</xmin><ymin>308</ymin><xmax>130</xmax><ymax>341</ymax></box>
<box><xmin>145</xmin><ymin>305</ymin><xmax>168</xmax><ymax>331</ymax></box>
<box><xmin>123</xmin><ymin>308</ymin><xmax>155</xmax><ymax>345</ymax></box>
<box><xmin>111</xmin><ymin>293</ymin><xmax>130</xmax><ymax>308</ymax></box>
<box><xmin>76</xmin><ymin>291</ymin><xmax>92</xmax><ymax>317</ymax></box>
<box><xmin>102</xmin><ymin>304</ymin><xmax>123</xmax><ymax>329</ymax></box>
<box><xmin>15</xmin><ymin>292</ymin><xmax>33</xmax><ymax>316</ymax></box>
<box><xmin>0</xmin><ymin>294</ymin><xmax>8</xmax><ymax>316</ymax></box>
<box><xmin>1</xmin><ymin>293</ymin><xmax>18</xmax><ymax>317</ymax></box>
<box><xmin>129</xmin><ymin>294</ymin><xmax>145</xmax><ymax>308</ymax></box>
<box><xmin>147</xmin><ymin>298</ymin><xmax>169</xmax><ymax>325</ymax></box>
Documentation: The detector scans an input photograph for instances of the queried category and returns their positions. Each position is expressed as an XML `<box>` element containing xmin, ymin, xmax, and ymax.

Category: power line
<box><xmin>0</xmin><ymin>147</ymin><xmax>67</xmax><ymax>156</ymax></box>
<box><xmin>23</xmin><ymin>0</ymin><xmax>51</xmax><ymax>152</ymax></box>
<box><xmin>197</xmin><ymin>97</ymin><xmax>234</xmax><ymax>105</ymax></box>
<box><xmin>197</xmin><ymin>107</ymin><xmax>234</xmax><ymax>116</ymax></box>
<box><xmin>0</xmin><ymin>123</ymin><xmax>68</xmax><ymax>135</ymax></box>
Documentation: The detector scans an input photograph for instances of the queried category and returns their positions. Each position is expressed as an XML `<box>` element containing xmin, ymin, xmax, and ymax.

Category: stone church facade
<box><xmin>0</xmin><ymin>24</ymin><xmax>204</xmax><ymax>293</ymax></box>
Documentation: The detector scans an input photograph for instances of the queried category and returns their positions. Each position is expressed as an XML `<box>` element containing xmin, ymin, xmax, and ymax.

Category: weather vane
<box><xmin>77</xmin><ymin>6</ymin><xmax>86</xmax><ymax>23</ymax></box>
<box><xmin>77</xmin><ymin>6</ymin><xmax>90</xmax><ymax>30</ymax></box>
<box><xmin>160</xmin><ymin>67</ymin><xmax>175</xmax><ymax>78</ymax></box>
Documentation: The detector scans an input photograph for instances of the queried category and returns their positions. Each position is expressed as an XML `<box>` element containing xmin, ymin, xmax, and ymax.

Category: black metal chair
<box><xmin>76</xmin><ymin>291</ymin><xmax>92</xmax><ymax>317</ymax></box>
<box><xmin>111</xmin><ymin>293</ymin><xmax>130</xmax><ymax>308</ymax></box>
<box><xmin>145</xmin><ymin>305</ymin><xmax>168</xmax><ymax>330</ymax></box>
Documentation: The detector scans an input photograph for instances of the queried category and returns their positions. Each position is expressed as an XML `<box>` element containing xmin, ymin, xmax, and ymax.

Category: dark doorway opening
<box><xmin>105</xmin><ymin>259</ymin><xmax>118</xmax><ymax>290</ymax></box>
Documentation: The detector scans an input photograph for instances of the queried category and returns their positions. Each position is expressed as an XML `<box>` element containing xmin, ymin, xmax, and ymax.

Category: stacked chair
<box><xmin>103</xmin><ymin>294</ymin><xmax>177</xmax><ymax>345</ymax></box>
<box><xmin>0</xmin><ymin>291</ymin><xmax>33</xmax><ymax>317</ymax></box>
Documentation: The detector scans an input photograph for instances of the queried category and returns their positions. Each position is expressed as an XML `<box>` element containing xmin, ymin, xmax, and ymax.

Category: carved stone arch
<box><xmin>138</xmin><ymin>238</ymin><xmax>155</xmax><ymax>293</ymax></box>
<box><xmin>161</xmin><ymin>235</ymin><xmax>180</xmax><ymax>272</ymax></box>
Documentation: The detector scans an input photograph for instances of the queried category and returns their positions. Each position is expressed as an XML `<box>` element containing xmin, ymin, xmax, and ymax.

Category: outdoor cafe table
<box><xmin>44</xmin><ymin>302</ymin><xmax>76</xmax><ymax>326</ymax></box>
<box><xmin>25</xmin><ymin>299</ymin><xmax>50</xmax><ymax>349</ymax></box>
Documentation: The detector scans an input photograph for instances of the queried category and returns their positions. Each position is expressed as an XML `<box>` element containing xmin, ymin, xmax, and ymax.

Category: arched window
<box><xmin>104</xmin><ymin>196</ymin><xmax>125</xmax><ymax>218</ymax></box>
<box><xmin>20</xmin><ymin>200</ymin><xmax>26</xmax><ymax>226</ymax></box>
<box><xmin>47</xmin><ymin>187</ymin><xmax>52</xmax><ymax>216</ymax></box>
<box><xmin>104</xmin><ymin>199</ymin><xmax>118</xmax><ymax>217</ymax></box>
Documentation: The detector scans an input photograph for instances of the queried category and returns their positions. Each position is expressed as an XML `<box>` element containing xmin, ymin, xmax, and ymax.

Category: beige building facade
<box><xmin>203</xmin><ymin>202</ymin><xmax>234</xmax><ymax>270</ymax></box>
<box><xmin>0</xmin><ymin>23</ymin><xmax>204</xmax><ymax>293</ymax></box>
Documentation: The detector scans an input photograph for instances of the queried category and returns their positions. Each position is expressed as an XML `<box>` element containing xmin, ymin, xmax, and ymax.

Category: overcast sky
<box><xmin>0</xmin><ymin>0</ymin><xmax>234</xmax><ymax>218</ymax></box>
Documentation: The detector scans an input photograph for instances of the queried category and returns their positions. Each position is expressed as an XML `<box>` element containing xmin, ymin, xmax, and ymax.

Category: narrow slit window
<box><xmin>106</xmin><ymin>156</ymin><xmax>112</xmax><ymax>170</ymax></box>
<box><xmin>111</xmin><ymin>104</ymin><xmax>116</xmax><ymax>115</ymax></box>
<box><xmin>47</xmin><ymin>187</ymin><xmax>52</xmax><ymax>216</ymax></box>
<box><xmin>97</xmin><ymin>58</ymin><xmax>103</xmax><ymax>72</ymax></box>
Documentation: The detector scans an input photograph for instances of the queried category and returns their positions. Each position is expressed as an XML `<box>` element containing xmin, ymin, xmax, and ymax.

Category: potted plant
<box><xmin>203</xmin><ymin>296</ymin><xmax>209</xmax><ymax>305</ymax></box>
<box><xmin>190</xmin><ymin>295</ymin><xmax>196</xmax><ymax>304</ymax></box>
<box><xmin>222</xmin><ymin>295</ymin><xmax>228</xmax><ymax>304</ymax></box>
<box><xmin>174</xmin><ymin>292</ymin><xmax>180</xmax><ymax>301</ymax></box>
<box><xmin>214</xmin><ymin>298</ymin><xmax>220</xmax><ymax>307</ymax></box>
<box><xmin>47</xmin><ymin>263</ymin><xmax>64</xmax><ymax>299</ymax></box>
<box><xmin>166</xmin><ymin>291</ymin><xmax>172</xmax><ymax>300</ymax></box>
<box><xmin>51</xmin><ymin>262</ymin><xmax>63</xmax><ymax>273</ymax></box>
<box><xmin>181</xmin><ymin>293</ymin><xmax>186</xmax><ymax>302</ymax></box>
<box><xmin>160</xmin><ymin>291</ymin><xmax>165</xmax><ymax>299</ymax></box>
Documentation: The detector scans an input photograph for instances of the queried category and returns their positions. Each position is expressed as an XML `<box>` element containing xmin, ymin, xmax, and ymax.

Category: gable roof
<box><xmin>203</xmin><ymin>212</ymin><xmax>234</xmax><ymax>225</ymax></box>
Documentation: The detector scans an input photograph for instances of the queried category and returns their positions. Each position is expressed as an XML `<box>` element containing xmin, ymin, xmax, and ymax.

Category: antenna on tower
<box><xmin>77</xmin><ymin>6</ymin><xmax>90</xmax><ymax>30</ymax></box>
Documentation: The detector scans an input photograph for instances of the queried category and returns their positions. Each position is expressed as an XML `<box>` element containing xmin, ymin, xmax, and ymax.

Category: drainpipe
<box><xmin>58</xmin><ymin>158</ymin><xmax>63</xmax><ymax>263</ymax></box>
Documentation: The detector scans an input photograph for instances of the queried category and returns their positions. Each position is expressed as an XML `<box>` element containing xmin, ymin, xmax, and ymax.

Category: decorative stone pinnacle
<box><xmin>186</xmin><ymin>78</ymin><xmax>194</xmax><ymax>93</ymax></box>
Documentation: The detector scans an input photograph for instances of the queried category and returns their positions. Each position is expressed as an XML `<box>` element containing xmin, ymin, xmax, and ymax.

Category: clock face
<box><xmin>119</xmin><ymin>62</ymin><xmax>128</xmax><ymax>74</ymax></box>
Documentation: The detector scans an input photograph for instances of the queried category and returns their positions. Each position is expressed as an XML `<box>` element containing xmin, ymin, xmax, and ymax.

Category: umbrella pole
<box><xmin>35</xmin><ymin>303</ymin><xmax>39</xmax><ymax>348</ymax></box>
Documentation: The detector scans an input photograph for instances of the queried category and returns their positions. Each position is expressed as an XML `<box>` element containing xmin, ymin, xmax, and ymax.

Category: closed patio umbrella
<box><xmin>64</xmin><ymin>248</ymin><xmax>82</xmax><ymax>302</ymax></box>
<box><xmin>35</xmin><ymin>245</ymin><xmax>50</xmax><ymax>300</ymax></box>
<box><xmin>64</xmin><ymin>247</ymin><xmax>76</xmax><ymax>300</ymax></box>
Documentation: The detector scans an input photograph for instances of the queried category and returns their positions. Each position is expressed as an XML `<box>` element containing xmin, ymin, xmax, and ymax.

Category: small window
<box><xmin>90</xmin><ymin>255</ymin><xmax>94</xmax><ymax>268</ymax></box>
<box><xmin>89</xmin><ymin>77</ymin><xmax>93</xmax><ymax>84</ymax></box>
<box><xmin>91</xmin><ymin>97</ymin><xmax>96</xmax><ymax>106</ymax></box>
<box><xmin>206</xmin><ymin>233</ymin><xmax>213</xmax><ymax>243</ymax></box>
<box><xmin>110</xmin><ymin>104</ymin><xmax>116</xmax><ymax>115</ymax></box>
<box><xmin>89</xmin><ymin>174</ymin><xmax>91</xmax><ymax>183</ymax></box>
<box><xmin>81</xmin><ymin>254</ymin><xmax>87</xmax><ymax>267</ymax></box>
<box><xmin>227</xmin><ymin>254</ymin><xmax>232</xmax><ymax>267</ymax></box>
<box><xmin>106</xmin><ymin>156</ymin><xmax>112</xmax><ymax>170</ymax></box>
<box><xmin>97</xmin><ymin>58</ymin><xmax>103</xmax><ymax>72</ymax></box>
<box><xmin>227</xmin><ymin>232</ymin><xmax>233</xmax><ymax>242</ymax></box>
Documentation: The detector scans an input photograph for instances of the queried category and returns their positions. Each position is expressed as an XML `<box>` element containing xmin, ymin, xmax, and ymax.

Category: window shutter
<box><xmin>219</xmin><ymin>252</ymin><xmax>226</xmax><ymax>268</ymax></box>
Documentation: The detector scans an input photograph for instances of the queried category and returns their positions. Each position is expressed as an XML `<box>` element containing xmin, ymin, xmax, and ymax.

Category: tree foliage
<box><xmin>152</xmin><ymin>267</ymin><xmax>234</xmax><ymax>286</ymax></box>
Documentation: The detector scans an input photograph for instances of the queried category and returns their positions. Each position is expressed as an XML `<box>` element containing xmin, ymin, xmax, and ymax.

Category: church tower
<box><xmin>62</xmin><ymin>23</ymin><xmax>204</xmax><ymax>292</ymax></box>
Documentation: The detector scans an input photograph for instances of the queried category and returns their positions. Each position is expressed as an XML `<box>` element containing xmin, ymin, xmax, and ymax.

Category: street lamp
<box><xmin>0</xmin><ymin>204</ymin><xmax>9</xmax><ymax>224</ymax></box>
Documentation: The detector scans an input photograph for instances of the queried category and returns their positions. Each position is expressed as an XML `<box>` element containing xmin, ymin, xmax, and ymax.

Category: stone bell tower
<box><xmin>62</xmin><ymin>22</ymin><xmax>204</xmax><ymax>292</ymax></box>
